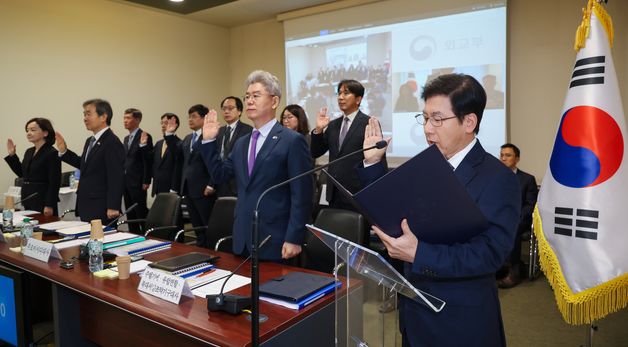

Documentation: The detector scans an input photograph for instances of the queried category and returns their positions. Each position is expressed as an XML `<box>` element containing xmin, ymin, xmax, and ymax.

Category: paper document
<box><xmin>38</xmin><ymin>220</ymin><xmax>88</xmax><ymax>231</ymax></box>
<box><xmin>111</xmin><ymin>260</ymin><xmax>152</xmax><ymax>274</ymax></box>
<box><xmin>191</xmin><ymin>269</ymin><xmax>250</xmax><ymax>297</ymax></box>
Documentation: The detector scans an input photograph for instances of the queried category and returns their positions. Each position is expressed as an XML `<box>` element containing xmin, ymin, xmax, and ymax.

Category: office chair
<box><xmin>118</xmin><ymin>193</ymin><xmax>182</xmax><ymax>242</ymax></box>
<box><xmin>205</xmin><ymin>197</ymin><xmax>237</xmax><ymax>252</ymax></box>
<box><xmin>301</xmin><ymin>208</ymin><xmax>366</xmax><ymax>274</ymax></box>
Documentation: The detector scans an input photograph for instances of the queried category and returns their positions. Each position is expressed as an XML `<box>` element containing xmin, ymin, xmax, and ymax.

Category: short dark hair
<box><xmin>280</xmin><ymin>104</ymin><xmax>310</xmax><ymax>136</ymax></box>
<box><xmin>501</xmin><ymin>143</ymin><xmax>521</xmax><ymax>157</ymax></box>
<box><xmin>161</xmin><ymin>113</ymin><xmax>180</xmax><ymax>131</ymax></box>
<box><xmin>221</xmin><ymin>96</ymin><xmax>243</xmax><ymax>113</ymax></box>
<box><xmin>188</xmin><ymin>104</ymin><xmax>209</xmax><ymax>116</ymax></box>
<box><xmin>421</xmin><ymin>74</ymin><xmax>486</xmax><ymax>134</ymax></box>
<box><xmin>83</xmin><ymin>99</ymin><xmax>113</xmax><ymax>126</ymax></box>
<box><xmin>337</xmin><ymin>79</ymin><xmax>365</xmax><ymax>99</ymax></box>
<box><xmin>124</xmin><ymin>108</ymin><xmax>143</xmax><ymax>121</ymax></box>
<box><xmin>25</xmin><ymin>117</ymin><xmax>56</xmax><ymax>146</ymax></box>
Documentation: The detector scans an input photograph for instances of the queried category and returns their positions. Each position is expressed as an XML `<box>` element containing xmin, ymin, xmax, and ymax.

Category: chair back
<box><xmin>302</xmin><ymin>208</ymin><xmax>366</xmax><ymax>273</ymax></box>
<box><xmin>145</xmin><ymin>193</ymin><xmax>181</xmax><ymax>240</ymax></box>
<box><xmin>205</xmin><ymin>197</ymin><xmax>237</xmax><ymax>251</ymax></box>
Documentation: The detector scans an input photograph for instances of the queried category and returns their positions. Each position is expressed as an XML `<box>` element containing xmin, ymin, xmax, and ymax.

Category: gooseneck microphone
<box><xmin>249</xmin><ymin>139</ymin><xmax>388</xmax><ymax>346</ymax></box>
<box><xmin>107</xmin><ymin>202</ymin><xmax>138</xmax><ymax>229</ymax></box>
<box><xmin>206</xmin><ymin>235</ymin><xmax>271</xmax><ymax>314</ymax></box>
<box><xmin>15</xmin><ymin>192</ymin><xmax>38</xmax><ymax>207</ymax></box>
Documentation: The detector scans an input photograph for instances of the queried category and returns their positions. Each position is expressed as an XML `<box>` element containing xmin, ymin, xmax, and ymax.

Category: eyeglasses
<box><xmin>243</xmin><ymin>93</ymin><xmax>275</xmax><ymax>102</ymax></box>
<box><xmin>415</xmin><ymin>112</ymin><xmax>458</xmax><ymax>127</ymax></box>
<box><xmin>281</xmin><ymin>114</ymin><xmax>295</xmax><ymax>121</ymax></box>
<box><xmin>221</xmin><ymin>106</ymin><xmax>237</xmax><ymax>111</ymax></box>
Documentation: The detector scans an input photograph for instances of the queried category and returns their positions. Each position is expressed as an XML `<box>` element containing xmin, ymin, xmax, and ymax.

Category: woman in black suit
<box><xmin>4</xmin><ymin>118</ymin><xmax>61</xmax><ymax>216</ymax></box>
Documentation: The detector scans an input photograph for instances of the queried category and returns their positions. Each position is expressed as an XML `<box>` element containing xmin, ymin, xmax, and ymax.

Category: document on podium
<box><xmin>325</xmin><ymin>145</ymin><xmax>488</xmax><ymax>244</ymax></box>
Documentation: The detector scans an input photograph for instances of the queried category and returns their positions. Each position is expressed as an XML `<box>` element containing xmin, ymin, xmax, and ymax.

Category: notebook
<box><xmin>148</xmin><ymin>252</ymin><xmax>219</xmax><ymax>272</ymax></box>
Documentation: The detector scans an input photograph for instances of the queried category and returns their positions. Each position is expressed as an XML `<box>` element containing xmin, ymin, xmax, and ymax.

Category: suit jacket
<box><xmin>358</xmin><ymin>141</ymin><xmax>520</xmax><ymax>347</ymax></box>
<box><xmin>214</xmin><ymin>121</ymin><xmax>253</xmax><ymax>197</ymax></box>
<box><xmin>4</xmin><ymin>144</ymin><xmax>61</xmax><ymax>213</ymax></box>
<box><xmin>166</xmin><ymin>131</ymin><xmax>212</xmax><ymax>198</ymax></box>
<box><xmin>200</xmin><ymin>122</ymin><xmax>313</xmax><ymax>260</ymax></box>
<box><xmin>124</xmin><ymin>129</ymin><xmax>152</xmax><ymax>190</ymax></box>
<box><xmin>310</xmin><ymin>110</ymin><xmax>387</xmax><ymax>204</ymax></box>
<box><xmin>60</xmin><ymin>128</ymin><xmax>125</xmax><ymax>222</ymax></box>
<box><xmin>143</xmin><ymin>136</ymin><xmax>180</xmax><ymax>196</ymax></box>
<box><xmin>516</xmin><ymin>169</ymin><xmax>538</xmax><ymax>234</ymax></box>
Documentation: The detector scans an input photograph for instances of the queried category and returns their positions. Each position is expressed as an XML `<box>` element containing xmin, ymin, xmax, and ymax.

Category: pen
<box><xmin>197</xmin><ymin>269</ymin><xmax>216</xmax><ymax>278</ymax></box>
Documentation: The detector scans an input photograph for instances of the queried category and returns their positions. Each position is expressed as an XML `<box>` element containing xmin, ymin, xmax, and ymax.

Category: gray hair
<box><xmin>245</xmin><ymin>70</ymin><xmax>282</xmax><ymax>99</ymax></box>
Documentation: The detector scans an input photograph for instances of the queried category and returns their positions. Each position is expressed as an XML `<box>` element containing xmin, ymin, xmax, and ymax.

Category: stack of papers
<box><xmin>190</xmin><ymin>269</ymin><xmax>251</xmax><ymax>298</ymax></box>
<box><xmin>38</xmin><ymin>220</ymin><xmax>88</xmax><ymax>231</ymax></box>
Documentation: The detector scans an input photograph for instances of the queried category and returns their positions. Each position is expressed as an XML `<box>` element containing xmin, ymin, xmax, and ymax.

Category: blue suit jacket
<box><xmin>359</xmin><ymin>141</ymin><xmax>520</xmax><ymax>347</ymax></box>
<box><xmin>200</xmin><ymin>122</ymin><xmax>313</xmax><ymax>260</ymax></box>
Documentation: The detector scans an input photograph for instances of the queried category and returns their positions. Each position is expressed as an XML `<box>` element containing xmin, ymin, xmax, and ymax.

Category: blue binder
<box><xmin>325</xmin><ymin>145</ymin><xmax>489</xmax><ymax>244</ymax></box>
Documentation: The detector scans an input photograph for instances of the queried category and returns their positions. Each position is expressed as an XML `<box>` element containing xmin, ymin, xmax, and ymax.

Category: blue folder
<box><xmin>325</xmin><ymin>145</ymin><xmax>489</xmax><ymax>244</ymax></box>
<box><xmin>259</xmin><ymin>272</ymin><xmax>340</xmax><ymax>308</ymax></box>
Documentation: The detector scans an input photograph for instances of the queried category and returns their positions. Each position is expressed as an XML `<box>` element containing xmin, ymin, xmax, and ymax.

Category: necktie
<box><xmin>161</xmin><ymin>141</ymin><xmax>167</xmax><ymax>158</ymax></box>
<box><xmin>190</xmin><ymin>132</ymin><xmax>197</xmax><ymax>153</ymax></box>
<box><xmin>126</xmin><ymin>134</ymin><xmax>133</xmax><ymax>152</ymax></box>
<box><xmin>85</xmin><ymin>136</ymin><xmax>96</xmax><ymax>160</ymax></box>
<box><xmin>247</xmin><ymin>130</ymin><xmax>260</xmax><ymax>176</ymax></box>
<box><xmin>338</xmin><ymin>116</ymin><xmax>350</xmax><ymax>148</ymax></box>
<box><xmin>222</xmin><ymin>126</ymin><xmax>232</xmax><ymax>159</ymax></box>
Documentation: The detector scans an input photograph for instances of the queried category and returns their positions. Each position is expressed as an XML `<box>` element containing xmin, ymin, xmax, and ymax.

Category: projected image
<box><xmin>286</xmin><ymin>32</ymin><xmax>392</xmax><ymax>132</ymax></box>
<box><xmin>286</xmin><ymin>6</ymin><xmax>506</xmax><ymax>158</ymax></box>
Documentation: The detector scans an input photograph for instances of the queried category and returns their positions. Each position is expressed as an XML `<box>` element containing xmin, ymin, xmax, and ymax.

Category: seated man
<box><xmin>498</xmin><ymin>143</ymin><xmax>538</xmax><ymax>288</ymax></box>
<box><xmin>360</xmin><ymin>74</ymin><xmax>520</xmax><ymax>347</ymax></box>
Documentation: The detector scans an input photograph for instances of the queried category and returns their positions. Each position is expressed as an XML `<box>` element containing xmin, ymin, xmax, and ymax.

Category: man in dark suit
<box><xmin>361</xmin><ymin>74</ymin><xmax>520</xmax><ymax>347</ymax></box>
<box><xmin>56</xmin><ymin>99</ymin><xmax>125</xmax><ymax>224</ymax></box>
<box><xmin>121</xmin><ymin>108</ymin><xmax>152</xmax><ymax>233</ymax></box>
<box><xmin>198</xmin><ymin>70</ymin><xmax>312</xmax><ymax>261</ymax></box>
<box><xmin>141</xmin><ymin>113</ymin><xmax>180</xmax><ymax>197</ymax></box>
<box><xmin>214</xmin><ymin>96</ymin><xmax>253</xmax><ymax>197</ymax></box>
<box><xmin>498</xmin><ymin>143</ymin><xmax>538</xmax><ymax>288</ymax></box>
<box><xmin>165</xmin><ymin>104</ymin><xmax>215</xmax><ymax>247</ymax></box>
<box><xmin>310</xmin><ymin>79</ymin><xmax>386</xmax><ymax>211</ymax></box>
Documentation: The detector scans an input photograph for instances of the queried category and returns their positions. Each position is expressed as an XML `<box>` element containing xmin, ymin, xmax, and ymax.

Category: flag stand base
<box><xmin>579</xmin><ymin>322</ymin><xmax>598</xmax><ymax>347</ymax></box>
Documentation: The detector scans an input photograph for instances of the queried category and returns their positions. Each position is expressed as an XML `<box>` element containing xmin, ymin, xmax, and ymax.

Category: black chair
<box><xmin>118</xmin><ymin>193</ymin><xmax>182</xmax><ymax>242</ymax></box>
<box><xmin>60</xmin><ymin>171</ymin><xmax>73</xmax><ymax>187</ymax></box>
<box><xmin>206</xmin><ymin>197</ymin><xmax>237</xmax><ymax>252</ymax></box>
<box><xmin>301</xmin><ymin>208</ymin><xmax>366</xmax><ymax>274</ymax></box>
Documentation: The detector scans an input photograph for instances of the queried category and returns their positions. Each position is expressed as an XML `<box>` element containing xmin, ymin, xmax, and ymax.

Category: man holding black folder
<box><xmin>360</xmin><ymin>74</ymin><xmax>520</xmax><ymax>347</ymax></box>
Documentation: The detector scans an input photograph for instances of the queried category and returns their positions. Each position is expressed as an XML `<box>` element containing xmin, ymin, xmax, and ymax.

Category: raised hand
<box><xmin>314</xmin><ymin>107</ymin><xmax>330</xmax><ymax>134</ymax></box>
<box><xmin>202</xmin><ymin>109</ymin><xmax>220</xmax><ymax>141</ymax></box>
<box><xmin>7</xmin><ymin>138</ymin><xmax>16</xmax><ymax>156</ymax></box>
<box><xmin>55</xmin><ymin>131</ymin><xmax>67</xmax><ymax>153</ymax></box>
<box><xmin>363</xmin><ymin>117</ymin><xmax>390</xmax><ymax>164</ymax></box>
<box><xmin>140</xmin><ymin>131</ymin><xmax>149</xmax><ymax>145</ymax></box>
<box><xmin>165</xmin><ymin>117</ymin><xmax>178</xmax><ymax>133</ymax></box>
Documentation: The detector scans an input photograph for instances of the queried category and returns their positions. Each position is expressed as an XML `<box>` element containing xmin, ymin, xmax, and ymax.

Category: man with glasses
<box><xmin>311</xmin><ymin>79</ymin><xmax>387</xmax><ymax>211</ymax></box>
<box><xmin>140</xmin><ymin>113</ymin><xmax>181</xmax><ymax>197</ymax></box>
<box><xmin>198</xmin><ymin>70</ymin><xmax>312</xmax><ymax>261</ymax></box>
<box><xmin>214</xmin><ymin>96</ymin><xmax>252</xmax><ymax>197</ymax></box>
<box><xmin>360</xmin><ymin>74</ymin><xmax>520</xmax><ymax>347</ymax></box>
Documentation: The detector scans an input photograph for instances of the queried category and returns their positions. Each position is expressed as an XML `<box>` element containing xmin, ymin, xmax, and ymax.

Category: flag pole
<box><xmin>579</xmin><ymin>321</ymin><xmax>598</xmax><ymax>347</ymax></box>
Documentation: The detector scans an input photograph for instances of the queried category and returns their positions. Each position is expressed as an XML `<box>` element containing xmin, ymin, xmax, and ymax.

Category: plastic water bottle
<box><xmin>21</xmin><ymin>217</ymin><xmax>34</xmax><ymax>253</ymax></box>
<box><xmin>69</xmin><ymin>173</ymin><xmax>76</xmax><ymax>189</ymax></box>
<box><xmin>2</xmin><ymin>208</ymin><xmax>13</xmax><ymax>231</ymax></box>
<box><xmin>88</xmin><ymin>219</ymin><xmax>104</xmax><ymax>273</ymax></box>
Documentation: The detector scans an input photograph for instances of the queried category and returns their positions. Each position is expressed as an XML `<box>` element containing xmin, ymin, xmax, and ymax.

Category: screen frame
<box><xmin>0</xmin><ymin>263</ymin><xmax>30</xmax><ymax>347</ymax></box>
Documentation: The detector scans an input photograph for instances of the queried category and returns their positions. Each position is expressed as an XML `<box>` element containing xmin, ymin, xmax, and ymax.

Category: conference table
<box><xmin>0</xmin><ymin>215</ymin><xmax>361</xmax><ymax>346</ymax></box>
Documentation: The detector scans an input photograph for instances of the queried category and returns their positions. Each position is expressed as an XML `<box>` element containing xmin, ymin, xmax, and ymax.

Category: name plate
<box><xmin>23</xmin><ymin>238</ymin><xmax>62</xmax><ymax>262</ymax></box>
<box><xmin>138</xmin><ymin>267</ymin><xmax>193</xmax><ymax>304</ymax></box>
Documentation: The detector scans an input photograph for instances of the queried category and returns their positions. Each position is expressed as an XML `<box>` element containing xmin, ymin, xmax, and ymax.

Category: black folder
<box><xmin>148</xmin><ymin>252</ymin><xmax>218</xmax><ymax>272</ymax></box>
<box><xmin>325</xmin><ymin>144</ymin><xmax>488</xmax><ymax>244</ymax></box>
<box><xmin>259</xmin><ymin>272</ymin><xmax>336</xmax><ymax>303</ymax></box>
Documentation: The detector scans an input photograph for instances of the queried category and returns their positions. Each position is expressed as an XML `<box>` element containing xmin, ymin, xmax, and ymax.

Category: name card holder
<box><xmin>23</xmin><ymin>238</ymin><xmax>62</xmax><ymax>262</ymax></box>
<box><xmin>138</xmin><ymin>267</ymin><xmax>193</xmax><ymax>304</ymax></box>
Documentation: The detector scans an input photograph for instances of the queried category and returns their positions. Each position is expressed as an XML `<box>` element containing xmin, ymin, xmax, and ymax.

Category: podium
<box><xmin>307</xmin><ymin>224</ymin><xmax>445</xmax><ymax>346</ymax></box>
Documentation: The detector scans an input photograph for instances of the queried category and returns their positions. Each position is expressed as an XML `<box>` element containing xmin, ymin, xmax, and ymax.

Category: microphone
<box><xmin>107</xmin><ymin>202</ymin><xmax>138</xmax><ymax>229</ymax></box>
<box><xmin>207</xmin><ymin>235</ymin><xmax>271</xmax><ymax>314</ymax></box>
<box><xmin>15</xmin><ymin>192</ymin><xmax>38</xmax><ymax>207</ymax></box>
<box><xmin>249</xmin><ymin>139</ymin><xmax>389</xmax><ymax>345</ymax></box>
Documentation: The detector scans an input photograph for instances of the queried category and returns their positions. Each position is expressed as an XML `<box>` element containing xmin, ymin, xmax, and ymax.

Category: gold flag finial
<box><xmin>574</xmin><ymin>0</ymin><xmax>613</xmax><ymax>51</ymax></box>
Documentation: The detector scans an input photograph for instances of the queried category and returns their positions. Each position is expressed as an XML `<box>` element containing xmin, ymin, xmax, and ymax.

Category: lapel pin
<box><xmin>272</xmin><ymin>136</ymin><xmax>278</xmax><ymax>140</ymax></box>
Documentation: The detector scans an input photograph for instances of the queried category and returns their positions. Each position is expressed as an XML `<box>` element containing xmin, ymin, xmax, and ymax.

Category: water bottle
<box><xmin>21</xmin><ymin>217</ymin><xmax>34</xmax><ymax>253</ymax></box>
<box><xmin>69</xmin><ymin>173</ymin><xmax>76</xmax><ymax>189</ymax></box>
<box><xmin>88</xmin><ymin>219</ymin><xmax>104</xmax><ymax>273</ymax></box>
<box><xmin>2</xmin><ymin>208</ymin><xmax>13</xmax><ymax>231</ymax></box>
